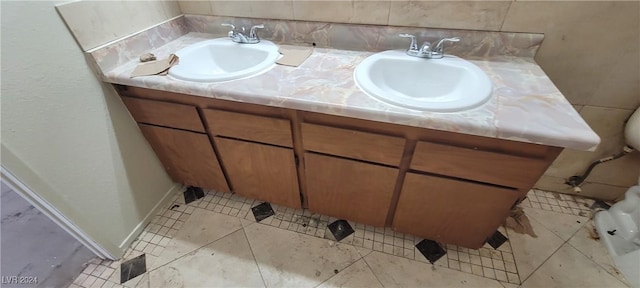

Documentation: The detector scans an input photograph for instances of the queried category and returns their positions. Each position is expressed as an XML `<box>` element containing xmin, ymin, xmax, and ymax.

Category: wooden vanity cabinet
<box><xmin>117</xmin><ymin>85</ymin><xmax>564</xmax><ymax>249</ymax></box>
<box><xmin>203</xmin><ymin>109</ymin><xmax>301</xmax><ymax>209</ymax></box>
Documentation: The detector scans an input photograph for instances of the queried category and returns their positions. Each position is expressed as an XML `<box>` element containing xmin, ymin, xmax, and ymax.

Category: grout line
<box><xmin>515</xmin><ymin>214</ymin><xmax>590</xmax><ymax>285</ymax></box>
<box><xmin>499</xmin><ymin>1</ymin><xmax>513</xmax><ymax>32</ymax></box>
<box><xmin>311</xmin><ymin>257</ymin><xmax>365</xmax><ymax>288</ymax></box>
<box><xmin>361</xmin><ymin>253</ymin><xmax>387</xmax><ymax>288</ymax></box>
<box><xmin>385</xmin><ymin>0</ymin><xmax>392</xmax><ymax>26</ymax></box>
<box><xmin>358</xmin><ymin>247</ymin><xmax>374</xmax><ymax>259</ymax></box>
<box><xmin>241</xmin><ymin>225</ymin><xmax>269</xmax><ymax>288</ymax></box>
<box><xmin>518</xmin><ymin>242</ymin><xmax>565</xmax><ymax>285</ymax></box>
<box><xmin>565</xmin><ymin>227</ymin><xmax>630</xmax><ymax>286</ymax></box>
<box><xmin>143</xmin><ymin>216</ymin><xmax>245</xmax><ymax>274</ymax></box>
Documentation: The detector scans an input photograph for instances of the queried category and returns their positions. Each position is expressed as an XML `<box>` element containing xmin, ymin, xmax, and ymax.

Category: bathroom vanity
<box><xmin>90</xmin><ymin>15</ymin><xmax>600</xmax><ymax>249</ymax></box>
<box><xmin>115</xmin><ymin>84</ymin><xmax>561</xmax><ymax>249</ymax></box>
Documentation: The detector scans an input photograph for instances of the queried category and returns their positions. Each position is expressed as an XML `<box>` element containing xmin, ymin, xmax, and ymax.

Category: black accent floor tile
<box><xmin>251</xmin><ymin>202</ymin><xmax>275</xmax><ymax>222</ymax></box>
<box><xmin>591</xmin><ymin>200</ymin><xmax>611</xmax><ymax>210</ymax></box>
<box><xmin>120</xmin><ymin>254</ymin><xmax>146</xmax><ymax>284</ymax></box>
<box><xmin>487</xmin><ymin>231</ymin><xmax>508</xmax><ymax>249</ymax></box>
<box><xmin>327</xmin><ymin>220</ymin><xmax>355</xmax><ymax>242</ymax></box>
<box><xmin>415</xmin><ymin>239</ymin><xmax>446</xmax><ymax>264</ymax></box>
<box><xmin>193</xmin><ymin>187</ymin><xmax>205</xmax><ymax>198</ymax></box>
<box><xmin>183</xmin><ymin>186</ymin><xmax>205</xmax><ymax>204</ymax></box>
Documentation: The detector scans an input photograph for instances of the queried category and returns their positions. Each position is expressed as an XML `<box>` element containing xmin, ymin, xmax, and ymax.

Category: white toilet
<box><xmin>595</xmin><ymin>107</ymin><xmax>640</xmax><ymax>288</ymax></box>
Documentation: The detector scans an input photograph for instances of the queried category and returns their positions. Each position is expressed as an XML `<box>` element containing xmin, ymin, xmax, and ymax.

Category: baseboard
<box><xmin>117</xmin><ymin>183</ymin><xmax>183</xmax><ymax>252</ymax></box>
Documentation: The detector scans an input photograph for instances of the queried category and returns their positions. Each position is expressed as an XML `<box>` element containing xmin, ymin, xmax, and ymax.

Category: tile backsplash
<box><xmin>178</xmin><ymin>1</ymin><xmax>514</xmax><ymax>31</ymax></box>
<box><xmin>184</xmin><ymin>15</ymin><xmax>542</xmax><ymax>58</ymax></box>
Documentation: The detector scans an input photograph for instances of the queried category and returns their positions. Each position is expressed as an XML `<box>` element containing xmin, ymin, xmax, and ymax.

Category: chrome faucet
<box><xmin>399</xmin><ymin>34</ymin><xmax>460</xmax><ymax>59</ymax></box>
<box><xmin>221</xmin><ymin>23</ymin><xmax>264</xmax><ymax>44</ymax></box>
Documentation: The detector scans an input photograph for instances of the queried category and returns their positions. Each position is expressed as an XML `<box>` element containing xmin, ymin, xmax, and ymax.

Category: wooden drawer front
<box><xmin>301</xmin><ymin>123</ymin><xmax>405</xmax><ymax>166</ymax></box>
<box><xmin>204</xmin><ymin>109</ymin><xmax>293</xmax><ymax>147</ymax></box>
<box><xmin>305</xmin><ymin>153</ymin><xmax>398</xmax><ymax>227</ymax></box>
<box><xmin>122</xmin><ymin>96</ymin><xmax>205</xmax><ymax>132</ymax></box>
<box><xmin>138</xmin><ymin>124</ymin><xmax>229</xmax><ymax>192</ymax></box>
<box><xmin>411</xmin><ymin>141</ymin><xmax>548</xmax><ymax>188</ymax></box>
<box><xmin>393</xmin><ymin>173</ymin><xmax>518</xmax><ymax>249</ymax></box>
<box><xmin>215</xmin><ymin>137</ymin><xmax>301</xmax><ymax>208</ymax></box>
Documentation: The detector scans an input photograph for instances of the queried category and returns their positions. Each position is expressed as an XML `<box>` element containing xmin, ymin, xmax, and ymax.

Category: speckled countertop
<box><xmin>95</xmin><ymin>18</ymin><xmax>600</xmax><ymax>151</ymax></box>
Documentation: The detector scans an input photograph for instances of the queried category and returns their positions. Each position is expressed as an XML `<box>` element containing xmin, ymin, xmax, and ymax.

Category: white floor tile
<box><xmin>244</xmin><ymin>224</ymin><xmax>362</xmax><ymax>288</ymax></box>
<box><xmin>506</xmin><ymin>215</ymin><xmax>565</xmax><ymax>280</ymax></box>
<box><xmin>134</xmin><ymin>274</ymin><xmax>148</xmax><ymax>288</ymax></box>
<box><xmin>520</xmin><ymin>244</ymin><xmax>627</xmax><ymax>288</ymax></box>
<box><xmin>364</xmin><ymin>251</ymin><xmax>503</xmax><ymax>287</ymax></box>
<box><xmin>568</xmin><ymin>224</ymin><xmax>630</xmax><ymax>285</ymax></box>
<box><xmin>154</xmin><ymin>208</ymin><xmax>243</xmax><ymax>267</ymax></box>
<box><xmin>149</xmin><ymin>229</ymin><xmax>264</xmax><ymax>288</ymax></box>
<box><xmin>524</xmin><ymin>207</ymin><xmax>587</xmax><ymax>241</ymax></box>
<box><xmin>316</xmin><ymin>259</ymin><xmax>382</xmax><ymax>288</ymax></box>
<box><xmin>499</xmin><ymin>281</ymin><xmax>519</xmax><ymax>288</ymax></box>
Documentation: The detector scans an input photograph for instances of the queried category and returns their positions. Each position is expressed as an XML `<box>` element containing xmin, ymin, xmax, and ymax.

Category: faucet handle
<box><xmin>221</xmin><ymin>23</ymin><xmax>236</xmax><ymax>30</ymax></box>
<box><xmin>221</xmin><ymin>23</ymin><xmax>236</xmax><ymax>38</ymax></box>
<box><xmin>249</xmin><ymin>24</ymin><xmax>264</xmax><ymax>39</ymax></box>
<box><xmin>433</xmin><ymin>37</ymin><xmax>461</xmax><ymax>53</ymax></box>
<box><xmin>399</xmin><ymin>34</ymin><xmax>418</xmax><ymax>51</ymax></box>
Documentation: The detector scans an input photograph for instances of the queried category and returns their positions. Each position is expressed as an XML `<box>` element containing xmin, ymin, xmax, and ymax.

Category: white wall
<box><xmin>1</xmin><ymin>1</ymin><xmax>177</xmax><ymax>258</ymax></box>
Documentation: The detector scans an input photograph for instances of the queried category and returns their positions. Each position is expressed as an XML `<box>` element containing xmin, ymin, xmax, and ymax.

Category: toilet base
<box><xmin>595</xmin><ymin>210</ymin><xmax>640</xmax><ymax>288</ymax></box>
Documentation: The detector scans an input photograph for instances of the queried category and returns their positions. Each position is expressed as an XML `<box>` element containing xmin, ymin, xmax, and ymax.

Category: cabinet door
<box><xmin>139</xmin><ymin>124</ymin><xmax>230</xmax><ymax>192</ymax></box>
<box><xmin>215</xmin><ymin>137</ymin><xmax>301</xmax><ymax>208</ymax></box>
<box><xmin>393</xmin><ymin>173</ymin><xmax>518</xmax><ymax>249</ymax></box>
<box><xmin>305</xmin><ymin>153</ymin><xmax>398</xmax><ymax>227</ymax></box>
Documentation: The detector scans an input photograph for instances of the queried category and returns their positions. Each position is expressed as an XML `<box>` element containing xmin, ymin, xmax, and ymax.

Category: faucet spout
<box><xmin>221</xmin><ymin>23</ymin><xmax>263</xmax><ymax>44</ymax></box>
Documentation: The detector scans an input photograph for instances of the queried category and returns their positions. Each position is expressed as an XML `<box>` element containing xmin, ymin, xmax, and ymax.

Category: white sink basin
<box><xmin>354</xmin><ymin>50</ymin><xmax>492</xmax><ymax>112</ymax></box>
<box><xmin>169</xmin><ymin>38</ymin><xmax>280</xmax><ymax>82</ymax></box>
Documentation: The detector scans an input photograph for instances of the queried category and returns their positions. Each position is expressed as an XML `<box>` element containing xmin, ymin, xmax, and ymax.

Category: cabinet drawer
<box><xmin>122</xmin><ymin>96</ymin><xmax>205</xmax><ymax>132</ymax></box>
<box><xmin>411</xmin><ymin>141</ymin><xmax>548</xmax><ymax>188</ymax></box>
<box><xmin>204</xmin><ymin>109</ymin><xmax>293</xmax><ymax>147</ymax></box>
<box><xmin>301</xmin><ymin>123</ymin><xmax>405</xmax><ymax>166</ymax></box>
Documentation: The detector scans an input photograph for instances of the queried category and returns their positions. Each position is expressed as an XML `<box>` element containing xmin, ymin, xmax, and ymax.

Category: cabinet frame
<box><xmin>116</xmin><ymin>85</ymin><xmax>564</xmax><ymax>248</ymax></box>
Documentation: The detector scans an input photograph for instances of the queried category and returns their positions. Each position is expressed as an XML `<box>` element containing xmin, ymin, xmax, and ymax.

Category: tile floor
<box><xmin>69</xmin><ymin>188</ymin><xmax>630</xmax><ymax>288</ymax></box>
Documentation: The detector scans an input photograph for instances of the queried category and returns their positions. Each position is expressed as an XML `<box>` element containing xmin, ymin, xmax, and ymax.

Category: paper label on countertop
<box><xmin>277</xmin><ymin>45</ymin><xmax>314</xmax><ymax>67</ymax></box>
<box><xmin>130</xmin><ymin>54</ymin><xmax>179</xmax><ymax>78</ymax></box>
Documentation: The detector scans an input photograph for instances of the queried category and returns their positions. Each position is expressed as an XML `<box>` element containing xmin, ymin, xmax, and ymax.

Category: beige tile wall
<box><xmin>57</xmin><ymin>0</ymin><xmax>181</xmax><ymax>51</ymax></box>
<box><xmin>179</xmin><ymin>0</ymin><xmax>639</xmax><ymax>200</ymax></box>
<box><xmin>501</xmin><ymin>1</ymin><xmax>640</xmax><ymax>200</ymax></box>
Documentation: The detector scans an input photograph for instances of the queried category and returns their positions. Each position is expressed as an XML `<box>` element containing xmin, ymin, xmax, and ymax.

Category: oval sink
<box><xmin>354</xmin><ymin>50</ymin><xmax>492</xmax><ymax>112</ymax></box>
<box><xmin>169</xmin><ymin>38</ymin><xmax>280</xmax><ymax>82</ymax></box>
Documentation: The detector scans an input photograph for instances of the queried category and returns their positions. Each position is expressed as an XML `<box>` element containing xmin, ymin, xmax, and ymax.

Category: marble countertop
<box><xmin>102</xmin><ymin>32</ymin><xmax>600</xmax><ymax>151</ymax></box>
